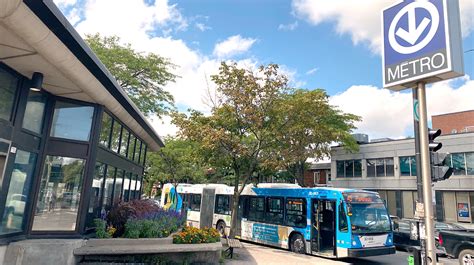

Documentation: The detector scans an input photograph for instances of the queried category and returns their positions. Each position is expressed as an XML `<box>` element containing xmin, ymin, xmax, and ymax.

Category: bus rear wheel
<box><xmin>290</xmin><ymin>234</ymin><xmax>306</xmax><ymax>254</ymax></box>
<box><xmin>216</xmin><ymin>221</ymin><xmax>226</xmax><ymax>237</ymax></box>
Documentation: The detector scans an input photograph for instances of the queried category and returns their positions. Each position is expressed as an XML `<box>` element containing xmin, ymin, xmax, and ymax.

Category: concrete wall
<box><xmin>3</xmin><ymin>239</ymin><xmax>85</xmax><ymax>265</ymax></box>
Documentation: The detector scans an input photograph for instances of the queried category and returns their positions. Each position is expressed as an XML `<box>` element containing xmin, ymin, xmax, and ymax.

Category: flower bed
<box><xmin>94</xmin><ymin>199</ymin><xmax>186</xmax><ymax>239</ymax></box>
<box><xmin>173</xmin><ymin>226</ymin><xmax>221</xmax><ymax>244</ymax></box>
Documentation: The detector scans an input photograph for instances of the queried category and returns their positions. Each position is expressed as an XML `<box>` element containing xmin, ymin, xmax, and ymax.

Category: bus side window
<box><xmin>248</xmin><ymin>197</ymin><xmax>265</xmax><ymax>222</ymax></box>
<box><xmin>215</xmin><ymin>195</ymin><xmax>231</xmax><ymax>215</ymax></box>
<box><xmin>190</xmin><ymin>194</ymin><xmax>201</xmax><ymax>211</ymax></box>
<box><xmin>338</xmin><ymin>202</ymin><xmax>349</xmax><ymax>232</ymax></box>
<box><xmin>286</xmin><ymin>198</ymin><xmax>306</xmax><ymax>228</ymax></box>
<box><xmin>266</xmin><ymin>197</ymin><xmax>284</xmax><ymax>224</ymax></box>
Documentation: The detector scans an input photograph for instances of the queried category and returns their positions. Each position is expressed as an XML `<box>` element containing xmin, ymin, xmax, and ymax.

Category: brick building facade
<box><xmin>432</xmin><ymin>110</ymin><xmax>474</xmax><ymax>134</ymax></box>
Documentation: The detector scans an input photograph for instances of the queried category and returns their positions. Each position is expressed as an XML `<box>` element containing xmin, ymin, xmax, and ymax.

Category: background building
<box><xmin>330</xmin><ymin>131</ymin><xmax>474</xmax><ymax>224</ymax></box>
<box><xmin>432</xmin><ymin>110</ymin><xmax>474</xmax><ymax>135</ymax></box>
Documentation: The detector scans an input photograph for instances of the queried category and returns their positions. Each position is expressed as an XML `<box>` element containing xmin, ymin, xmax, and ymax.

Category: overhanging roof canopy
<box><xmin>0</xmin><ymin>0</ymin><xmax>164</xmax><ymax>151</ymax></box>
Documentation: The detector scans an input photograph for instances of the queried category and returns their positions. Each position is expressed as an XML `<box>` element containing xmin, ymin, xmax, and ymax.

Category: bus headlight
<box><xmin>352</xmin><ymin>241</ymin><xmax>357</xmax><ymax>246</ymax></box>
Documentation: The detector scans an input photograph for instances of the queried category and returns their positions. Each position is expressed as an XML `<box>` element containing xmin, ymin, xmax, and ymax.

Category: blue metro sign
<box><xmin>382</xmin><ymin>0</ymin><xmax>464</xmax><ymax>91</ymax></box>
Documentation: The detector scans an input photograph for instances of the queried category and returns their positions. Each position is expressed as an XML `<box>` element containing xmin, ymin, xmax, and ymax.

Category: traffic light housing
<box><xmin>428</xmin><ymin>129</ymin><xmax>442</xmax><ymax>152</ymax></box>
<box><xmin>428</xmin><ymin>128</ymin><xmax>453</xmax><ymax>182</ymax></box>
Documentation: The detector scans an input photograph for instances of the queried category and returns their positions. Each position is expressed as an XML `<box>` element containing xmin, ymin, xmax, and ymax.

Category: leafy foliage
<box><xmin>106</xmin><ymin>199</ymin><xmax>161</xmax><ymax>237</ymax></box>
<box><xmin>145</xmin><ymin>137</ymin><xmax>208</xmax><ymax>196</ymax></box>
<box><xmin>173</xmin><ymin>62</ymin><xmax>360</xmax><ymax>237</ymax></box>
<box><xmin>85</xmin><ymin>33</ymin><xmax>177</xmax><ymax>117</ymax></box>
<box><xmin>94</xmin><ymin>218</ymin><xmax>111</xmax><ymax>239</ymax></box>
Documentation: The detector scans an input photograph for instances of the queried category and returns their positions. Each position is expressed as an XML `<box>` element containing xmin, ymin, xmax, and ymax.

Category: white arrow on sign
<box><xmin>388</xmin><ymin>1</ymin><xmax>440</xmax><ymax>54</ymax></box>
<box><xmin>396</xmin><ymin>8</ymin><xmax>431</xmax><ymax>45</ymax></box>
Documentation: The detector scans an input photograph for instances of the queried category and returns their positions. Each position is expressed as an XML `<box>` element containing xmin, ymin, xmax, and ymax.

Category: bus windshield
<box><xmin>343</xmin><ymin>192</ymin><xmax>391</xmax><ymax>234</ymax></box>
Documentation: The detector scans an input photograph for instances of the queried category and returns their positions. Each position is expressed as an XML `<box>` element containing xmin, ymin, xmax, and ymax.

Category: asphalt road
<box><xmin>225</xmin><ymin>241</ymin><xmax>458</xmax><ymax>265</ymax></box>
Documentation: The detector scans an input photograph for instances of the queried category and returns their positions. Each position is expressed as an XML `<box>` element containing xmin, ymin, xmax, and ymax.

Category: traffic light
<box><xmin>428</xmin><ymin>128</ymin><xmax>442</xmax><ymax>152</ymax></box>
<box><xmin>428</xmin><ymin>128</ymin><xmax>453</xmax><ymax>182</ymax></box>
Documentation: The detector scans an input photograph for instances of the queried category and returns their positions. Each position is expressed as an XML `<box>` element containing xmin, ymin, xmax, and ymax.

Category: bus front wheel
<box><xmin>290</xmin><ymin>233</ymin><xmax>306</xmax><ymax>254</ymax></box>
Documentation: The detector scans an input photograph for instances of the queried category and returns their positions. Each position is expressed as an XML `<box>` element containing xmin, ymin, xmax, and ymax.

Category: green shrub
<box><xmin>94</xmin><ymin>219</ymin><xmax>111</xmax><ymax>239</ymax></box>
<box><xmin>123</xmin><ymin>220</ymin><xmax>142</xmax><ymax>238</ymax></box>
<box><xmin>173</xmin><ymin>226</ymin><xmax>220</xmax><ymax>244</ymax></box>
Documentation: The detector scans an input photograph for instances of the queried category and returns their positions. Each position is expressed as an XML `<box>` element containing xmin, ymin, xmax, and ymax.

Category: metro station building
<box><xmin>0</xmin><ymin>0</ymin><xmax>163</xmax><ymax>243</ymax></box>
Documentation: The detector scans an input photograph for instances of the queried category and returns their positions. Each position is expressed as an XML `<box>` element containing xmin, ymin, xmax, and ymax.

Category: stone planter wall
<box><xmin>75</xmin><ymin>238</ymin><xmax>223</xmax><ymax>265</ymax></box>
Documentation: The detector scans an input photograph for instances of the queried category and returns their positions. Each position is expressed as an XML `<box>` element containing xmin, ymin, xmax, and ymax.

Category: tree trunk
<box><xmin>229</xmin><ymin>170</ymin><xmax>241</xmax><ymax>238</ymax></box>
<box><xmin>296</xmin><ymin>161</ymin><xmax>305</xmax><ymax>186</ymax></box>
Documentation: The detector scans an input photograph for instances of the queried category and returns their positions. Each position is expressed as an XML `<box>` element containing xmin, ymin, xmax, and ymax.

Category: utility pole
<box><xmin>417</xmin><ymin>81</ymin><xmax>437</xmax><ymax>264</ymax></box>
<box><xmin>412</xmin><ymin>87</ymin><xmax>426</xmax><ymax>265</ymax></box>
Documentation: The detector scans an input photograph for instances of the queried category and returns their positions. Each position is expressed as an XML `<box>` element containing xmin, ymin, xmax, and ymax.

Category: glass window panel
<box><xmin>354</xmin><ymin>160</ymin><xmax>362</xmax><ymax>177</ymax></box>
<box><xmin>0</xmin><ymin>150</ymin><xmax>37</xmax><ymax>235</ymax></box>
<box><xmin>285</xmin><ymin>198</ymin><xmax>306</xmax><ymax>228</ymax></box>
<box><xmin>410</xmin><ymin>156</ymin><xmax>417</xmax><ymax>176</ymax></box>
<box><xmin>0</xmin><ymin>68</ymin><xmax>18</xmax><ymax>121</ymax></box>
<box><xmin>86</xmin><ymin>163</ymin><xmax>105</xmax><ymax>229</ymax></box>
<box><xmin>113</xmin><ymin>170</ymin><xmax>124</xmax><ymax>205</ymax></box>
<box><xmin>385</xmin><ymin>158</ymin><xmax>394</xmax><ymax>176</ymax></box>
<box><xmin>50</xmin><ymin>101</ymin><xmax>94</xmax><ymax>141</ymax></box>
<box><xmin>119</xmin><ymin>129</ymin><xmax>129</xmax><ymax>157</ymax></box>
<box><xmin>376</xmin><ymin>158</ymin><xmax>386</xmax><ymax>177</ymax></box>
<box><xmin>345</xmin><ymin>160</ymin><xmax>354</xmax><ymax>178</ymax></box>
<box><xmin>400</xmin><ymin>157</ymin><xmax>411</xmax><ymax>176</ymax></box>
<box><xmin>110</xmin><ymin>121</ymin><xmax>121</xmax><ymax>153</ymax></box>
<box><xmin>32</xmin><ymin>156</ymin><xmax>85</xmax><ymax>231</ymax></box>
<box><xmin>140</xmin><ymin>145</ymin><xmax>147</xmax><ymax>166</ymax></box>
<box><xmin>22</xmin><ymin>91</ymin><xmax>46</xmax><ymax>134</ymax></box>
<box><xmin>99</xmin><ymin>113</ymin><xmax>112</xmax><ymax>148</ymax></box>
<box><xmin>136</xmin><ymin>176</ymin><xmax>142</xmax><ymax>199</ymax></box>
<box><xmin>135</xmin><ymin>140</ymin><xmax>142</xmax><ymax>164</ymax></box>
<box><xmin>336</xmin><ymin>161</ymin><xmax>345</xmax><ymax>178</ymax></box>
<box><xmin>452</xmin><ymin>153</ymin><xmax>466</xmax><ymax>175</ymax></box>
<box><xmin>466</xmin><ymin>152</ymin><xmax>474</xmax><ymax>175</ymax></box>
<box><xmin>367</xmin><ymin>159</ymin><xmax>376</xmax><ymax>177</ymax></box>
<box><xmin>103</xmin><ymin>166</ymin><xmax>116</xmax><ymax>208</ymax></box>
<box><xmin>123</xmin><ymin>172</ymin><xmax>132</xmax><ymax>202</ymax></box>
<box><xmin>127</xmin><ymin>135</ymin><xmax>136</xmax><ymax>160</ymax></box>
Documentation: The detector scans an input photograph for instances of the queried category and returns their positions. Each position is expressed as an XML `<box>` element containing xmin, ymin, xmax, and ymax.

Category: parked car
<box><xmin>392</xmin><ymin>218</ymin><xmax>464</xmax><ymax>255</ymax></box>
<box><xmin>439</xmin><ymin>229</ymin><xmax>474</xmax><ymax>265</ymax></box>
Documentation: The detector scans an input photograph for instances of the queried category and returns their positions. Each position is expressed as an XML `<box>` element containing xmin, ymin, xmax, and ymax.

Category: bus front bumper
<box><xmin>348</xmin><ymin>246</ymin><xmax>396</xmax><ymax>257</ymax></box>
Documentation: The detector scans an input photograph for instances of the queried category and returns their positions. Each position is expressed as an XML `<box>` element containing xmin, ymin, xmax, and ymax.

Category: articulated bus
<box><xmin>160</xmin><ymin>183</ymin><xmax>234</xmax><ymax>235</ymax></box>
<box><xmin>161</xmin><ymin>183</ymin><xmax>395</xmax><ymax>258</ymax></box>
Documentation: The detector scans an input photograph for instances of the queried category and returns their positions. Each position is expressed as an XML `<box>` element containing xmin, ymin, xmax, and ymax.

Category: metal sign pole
<box><xmin>416</xmin><ymin>81</ymin><xmax>436</xmax><ymax>264</ymax></box>
<box><xmin>412</xmin><ymin>88</ymin><xmax>426</xmax><ymax>265</ymax></box>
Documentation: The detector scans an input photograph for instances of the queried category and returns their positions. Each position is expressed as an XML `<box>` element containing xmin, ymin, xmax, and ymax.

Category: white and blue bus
<box><xmin>162</xmin><ymin>183</ymin><xmax>395</xmax><ymax>258</ymax></box>
<box><xmin>238</xmin><ymin>184</ymin><xmax>395</xmax><ymax>258</ymax></box>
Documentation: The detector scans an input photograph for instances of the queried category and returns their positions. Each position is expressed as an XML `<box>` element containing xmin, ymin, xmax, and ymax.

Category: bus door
<box><xmin>311</xmin><ymin>199</ymin><xmax>336</xmax><ymax>256</ymax></box>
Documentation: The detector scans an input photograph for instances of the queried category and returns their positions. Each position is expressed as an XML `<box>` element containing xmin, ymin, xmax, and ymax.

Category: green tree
<box><xmin>173</xmin><ymin>62</ymin><xmax>288</xmax><ymax>237</ymax></box>
<box><xmin>145</xmin><ymin>137</ymin><xmax>207</xmax><ymax>203</ymax></box>
<box><xmin>269</xmin><ymin>89</ymin><xmax>361</xmax><ymax>185</ymax></box>
<box><xmin>85</xmin><ymin>34</ymin><xmax>177</xmax><ymax>117</ymax></box>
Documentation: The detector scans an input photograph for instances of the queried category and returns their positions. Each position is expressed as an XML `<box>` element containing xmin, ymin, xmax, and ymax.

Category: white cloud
<box><xmin>195</xmin><ymin>23</ymin><xmax>211</xmax><ymax>32</ymax></box>
<box><xmin>329</xmin><ymin>76</ymin><xmax>474</xmax><ymax>140</ymax></box>
<box><xmin>292</xmin><ymin>0</ymin><xmax>474</xmax><ymax>54</ymax></box>
<box><xmin>75</xmin><ymin>0</ymin><xmax>187</xmax><ymax>42</ymax></box>
<box><xmin>278</xmin><ymin>21</ymin><xmax>298</xmax><ymax>31</ymax></box>
<box><xmin>213</xmin><ymin>35</ymin><xmax>257</xmax><ymax>58</ymax></box>
<box><xmin>306</xmin><ymin>67</ymin><xmax>319</xmax><ymax>75</ymax></box>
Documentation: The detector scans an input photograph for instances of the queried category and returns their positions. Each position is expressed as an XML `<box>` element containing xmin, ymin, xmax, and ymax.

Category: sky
<box><xmin>53</xmin><ymin>0</ymin><xmax>474</xmax><ymax>140</ymax></box>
